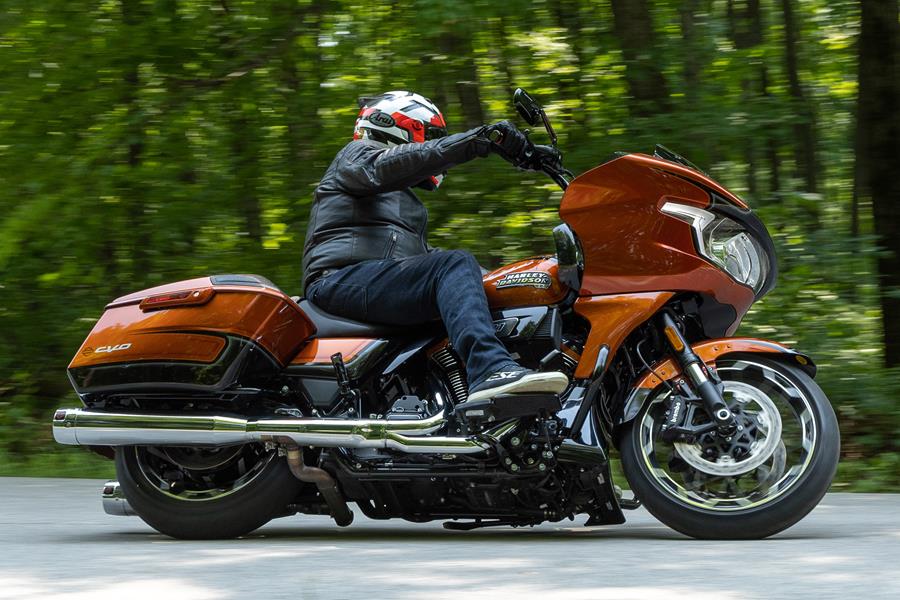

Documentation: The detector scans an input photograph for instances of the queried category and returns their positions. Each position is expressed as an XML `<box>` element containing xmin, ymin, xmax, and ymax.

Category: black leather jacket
<box><xmin>302</xmin><ymin>128</ymin><xmax>491</xmax><ymax>289</ymax></box>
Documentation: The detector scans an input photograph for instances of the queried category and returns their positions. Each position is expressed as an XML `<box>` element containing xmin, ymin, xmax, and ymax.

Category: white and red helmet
<box><xmin>354</xmin><ymin>91</ymin><xmax>449</xmax><ymax>189</ymax></box>
<box><xmin>354</xmin><ymin>90</ymin><xmax>448</xmax><ymax>146</ymax></box>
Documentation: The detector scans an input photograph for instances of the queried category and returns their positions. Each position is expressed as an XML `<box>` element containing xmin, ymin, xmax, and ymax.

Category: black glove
<box><xmin>483</xmin><ymin>120</ymin><xmax>534</xmax><ymax>168</ymax></box>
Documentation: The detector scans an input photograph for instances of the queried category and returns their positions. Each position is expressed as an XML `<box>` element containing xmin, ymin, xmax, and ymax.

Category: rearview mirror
<box><xmin>513</xmin><ymin>87</ymin><xmax>558</xmax><ymax>147</ymax></box>
<box><xmin>514</xmin><ymin>88</ymin><xmax>542</xmax><ymax>126</ymax></box>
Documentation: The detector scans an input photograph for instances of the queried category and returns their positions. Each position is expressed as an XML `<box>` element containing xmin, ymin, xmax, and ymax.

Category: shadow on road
<box><xmin>53</xmin><ymin>523</ymin><xmax>843</xmax><ymax>544</ymax></box>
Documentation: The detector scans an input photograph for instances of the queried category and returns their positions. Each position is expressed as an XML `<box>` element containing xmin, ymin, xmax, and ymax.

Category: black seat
<box><xmin>298</xmin><ymin>299</ymin><xmax>411</xmax><ymax>338</ymax></box>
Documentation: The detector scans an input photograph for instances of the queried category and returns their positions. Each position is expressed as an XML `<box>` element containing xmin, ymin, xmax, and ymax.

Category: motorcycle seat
<box><xmin>297</xmin><ymin>298</ymin><xmax>412</xmax><ymax>338</ymax></box>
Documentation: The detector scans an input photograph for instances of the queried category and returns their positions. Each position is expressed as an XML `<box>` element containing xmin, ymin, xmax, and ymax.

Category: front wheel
<box><xmin>116</xmin><ymin>443</ymin><xmax>304</xmax><ymax>539</ymax></box>
<box><xmin>619</xmin><ymin>356</ymin><xmax>839</xmax><ymax>539</ymax></box>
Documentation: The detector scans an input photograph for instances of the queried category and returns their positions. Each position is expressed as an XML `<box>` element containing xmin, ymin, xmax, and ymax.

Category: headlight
<box><xmin>661</xmin><ymin>202</ymin><xmax>770</xmax><ymax>293</ymax></box>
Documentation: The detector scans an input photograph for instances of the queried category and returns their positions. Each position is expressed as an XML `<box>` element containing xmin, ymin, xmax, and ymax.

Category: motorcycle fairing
<box><xmin>559</xmin><ymin>153</ymin><xmax>756</xmax><ymax>333</ymax></box>
<box><xmin>572</xmin><ymin>292</ymin><xmax>675</xmax><ymax>379</ymax></box>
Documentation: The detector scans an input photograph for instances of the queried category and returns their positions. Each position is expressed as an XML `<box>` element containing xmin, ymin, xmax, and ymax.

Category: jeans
<box><xmin>305</xmin><ymin>250</ymin><xmax>516</xmax><ymax>388</ymax></box>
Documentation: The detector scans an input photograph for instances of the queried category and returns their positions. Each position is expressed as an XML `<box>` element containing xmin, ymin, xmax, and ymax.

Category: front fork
<box><xmin>659</xmin><ymin>312</ymin><xmax>736</xmax><ymax>434</ymax></box>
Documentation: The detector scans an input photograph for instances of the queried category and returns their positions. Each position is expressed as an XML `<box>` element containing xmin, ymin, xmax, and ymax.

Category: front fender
<box><xmin>619</xmin><ymin>337</ymin><xmax>815</xmax><ymax>424</ymax></box>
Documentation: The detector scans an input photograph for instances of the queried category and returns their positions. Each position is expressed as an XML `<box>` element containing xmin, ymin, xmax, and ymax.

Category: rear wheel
<box><xmin>116</xmin><ymin>443</ymin><xmax>303</xmax><ymax>539</ymax></box>
<box><xmin>619</xmin><ymin>356</ymin><xmax>839</xmax><ymax>539</ymax></box>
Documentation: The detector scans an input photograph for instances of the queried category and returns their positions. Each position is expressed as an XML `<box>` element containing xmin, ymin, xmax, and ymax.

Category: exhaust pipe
<box><xmin>282</xmin><ymin>441</ymin><xmax>354</xmax><ymax>527</ymax></box>
<box><xmin>101</xmin><ymin>481</ymin><xmax>136</xmax><ymax>516</ymax></box>
<box><xmin>52</xmin><ymin>408</ymin><xmax>496</xmax><ymax>455</ymax></box>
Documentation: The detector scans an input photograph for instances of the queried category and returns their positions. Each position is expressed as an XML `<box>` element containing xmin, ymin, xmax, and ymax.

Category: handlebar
<box><xmin>530</xmin><ymin>144</ymin><xmax>572</xmax><ymax>190</ymax></box>
<box><xmin>487</xmin><ymin>127</ymin><xmax>571</xmax><ymax>190</ymax></box>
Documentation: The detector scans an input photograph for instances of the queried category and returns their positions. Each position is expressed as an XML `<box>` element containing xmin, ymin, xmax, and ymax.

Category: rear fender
<box><xmin>619</xmin><ymin>337</ymin><xmax>815</xmax><ymax>425</ymax></box>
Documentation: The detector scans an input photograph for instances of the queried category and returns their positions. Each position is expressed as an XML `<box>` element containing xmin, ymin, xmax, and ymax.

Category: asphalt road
<box><xmin>0</xmin><ymin>477</ymin><xmax>897</xmax><ymax>599</ymax></box>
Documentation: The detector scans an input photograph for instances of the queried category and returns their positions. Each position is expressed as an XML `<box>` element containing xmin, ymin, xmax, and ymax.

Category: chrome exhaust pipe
<box><xmin>53</xmin><ymin>408</ymin><xmax>496</xmax><ymax>455</ymax></box>
<box><xmin>101</xmin><ymin>481</ymin><xmax>136</xmax><ymax>516</ymax></box>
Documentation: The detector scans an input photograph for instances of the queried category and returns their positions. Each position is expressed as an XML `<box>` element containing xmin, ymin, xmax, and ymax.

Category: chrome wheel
<box><xmin>134</xmin><ymin>444</ymin><xmax>275</xmax><ymax>502</ymax></box>
<box><xmin>637</xmin><ymin>359</ymin><xmax>817</xmax><ymax>511</ymax></box>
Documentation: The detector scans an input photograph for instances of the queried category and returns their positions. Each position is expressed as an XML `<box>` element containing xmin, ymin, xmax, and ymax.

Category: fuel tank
<box><xmin>67</xmin><ymin>274</ymin><xmax>316</xmax><ymax>398</ymax></box>
<box><xmin>482</xmin><ymin>256</ymin><xmax>568</xmax><ymax>309</ymax></box>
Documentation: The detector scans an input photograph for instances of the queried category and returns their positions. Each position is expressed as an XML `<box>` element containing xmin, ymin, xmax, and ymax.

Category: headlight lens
<box><xmin>661</xmin><ymin>203</ymin><xmax>770</xmax><ymax>293</ymax></box>
<box><xmin>704</xmin><ymin>216</ymin><xmax>768</xmax><ymax>293</ymax></box>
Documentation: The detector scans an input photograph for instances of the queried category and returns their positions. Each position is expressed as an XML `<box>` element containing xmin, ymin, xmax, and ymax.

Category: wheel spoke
<box><xmin>135</xmin><ymin>444</ymin><xmax>274</xmax><ymax>502</ymax></box>
<box><xmin>638</xmin><ymin>359</ymin><xmax>816</xmax><ymax>511</ymax></box>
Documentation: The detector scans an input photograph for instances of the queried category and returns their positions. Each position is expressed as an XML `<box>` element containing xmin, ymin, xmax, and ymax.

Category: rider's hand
<box><xmin>483</xmin><ymin>120</ymin><xmax>533</xmax><ymax>168</ymax></box>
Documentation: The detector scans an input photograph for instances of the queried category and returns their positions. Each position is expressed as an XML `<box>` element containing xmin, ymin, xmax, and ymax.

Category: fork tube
<box><xmin>659</xmin><ymin>312</ymin><xmax>735</xmax><ymax>431</ymax></box>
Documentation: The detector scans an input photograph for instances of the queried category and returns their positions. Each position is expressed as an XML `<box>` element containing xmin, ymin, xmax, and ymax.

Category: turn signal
<box><xmin>664</xmin><ymin>325</ymin><xmax>685</xmax><ymax>351</ymax></box>
<box><xmin>139</xmin><ymin>288</ymin><xmax>215</xmax><ymax>312</ymax></box>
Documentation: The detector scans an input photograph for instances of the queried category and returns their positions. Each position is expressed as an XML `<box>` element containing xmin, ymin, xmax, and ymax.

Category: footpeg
<box><xmin>454</xmin><ymin>393</ymin><xmax>561</xmax><ymax>424</ymax></box>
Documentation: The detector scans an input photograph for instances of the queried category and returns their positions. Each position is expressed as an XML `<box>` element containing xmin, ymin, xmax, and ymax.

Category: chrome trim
<box><xmin>660</xmin><ymin>201</ymin><xmax>716</xmax><ymax>257</ymax></box>
<box><xmin>53</xmin><ymin>409</ymin><xmax>491</xmax><ymax>455</ymax></box>
<box><xmin>101</xmin><ymin>480</ymin><xmax>136</xmax><ymax>516</ymax></box>
<box><xmin>685</xmin><ymin>362</ymin><xmax>709</xmax><ymax>386</ymax></box>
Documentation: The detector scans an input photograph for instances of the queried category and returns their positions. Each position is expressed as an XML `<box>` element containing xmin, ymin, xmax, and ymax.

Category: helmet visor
<box><xmin>424</xmin><ymin>123</ymin><xmax>448</xmax><ymax>141</ymax></box>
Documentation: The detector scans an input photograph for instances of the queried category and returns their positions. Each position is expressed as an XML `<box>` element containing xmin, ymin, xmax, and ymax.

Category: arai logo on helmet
<box><xmin>82</xmin><ymin>343</ymin><xmax>132</xmax><ymax>356</ymax></box>
<box><xmin>368</xmin><ymin>110</ymin><xmax>395</xmax><ymax>128</ymax></box>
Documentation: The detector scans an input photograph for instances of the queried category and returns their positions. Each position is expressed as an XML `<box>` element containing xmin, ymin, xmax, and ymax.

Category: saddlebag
<box><xmin>67</xmin><ymin>274</ymin><xmax>315</xmax><ymax>399</ymax></box>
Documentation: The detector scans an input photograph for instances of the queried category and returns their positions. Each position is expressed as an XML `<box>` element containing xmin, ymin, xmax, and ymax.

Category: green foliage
<box><xmin>0</xmin><ymin>0</ymin><xmax>895</xmax><ymax>488</ymax></box>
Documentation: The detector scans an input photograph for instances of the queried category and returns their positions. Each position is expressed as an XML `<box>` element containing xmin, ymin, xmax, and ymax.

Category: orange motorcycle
<box><xmin>52</xmin><ymin>89</ymin><xmax>839</xmax><ymax>539</ymax></box>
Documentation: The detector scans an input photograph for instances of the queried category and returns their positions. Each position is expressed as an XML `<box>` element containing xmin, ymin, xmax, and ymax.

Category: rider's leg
<box><xmin>307</xmin><ymin>250</ymin><xmax>511</xmax><ymax>386</ymax></box>
<box><xmin>306</xmin><ymin>250</ymin><xmax>567</xmax><ymax>397</ymax></box>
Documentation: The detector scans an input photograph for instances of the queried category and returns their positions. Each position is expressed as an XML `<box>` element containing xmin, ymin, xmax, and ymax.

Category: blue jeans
<box><xmin>306</xmin><ymin>250</ymin><xmax>516</xmax><ymax>387</ymax></box>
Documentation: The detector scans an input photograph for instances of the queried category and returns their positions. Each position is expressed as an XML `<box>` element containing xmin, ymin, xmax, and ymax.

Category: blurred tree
<box><xmin>858</xmin><ymin>0</ymin><xmax>900</xmax><ymax>367</ymax></box>
<box><xmin>610</xmin><ymin>0</ymin><xmax>671</xmax><ymax>116</ymax></box>
<box><xmin>780</xmin><ymin>0</ymin><xmax>819</xmax><ymax>195</ymax></box>
<box><xmin>727</xmin><ymin>0</ymin><xmax>765</xmax><ymax>197</ymax></box>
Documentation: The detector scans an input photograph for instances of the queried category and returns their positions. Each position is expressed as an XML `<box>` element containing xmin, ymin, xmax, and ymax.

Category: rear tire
<box><xmin>619</xmin><ymin>356</ymin><xmax>839</xmax><ymax>539</ymax></box>
<box><xmin>116</xmin><ymin>444</ymin><xmax>303</xmax><ymax>539</ymax></box>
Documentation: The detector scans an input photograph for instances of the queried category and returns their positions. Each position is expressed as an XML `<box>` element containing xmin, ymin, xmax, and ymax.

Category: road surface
<box><xmin>0</xmin><ymin>477</ymin><xmax>897</xmax><ymax>599</ymax></box>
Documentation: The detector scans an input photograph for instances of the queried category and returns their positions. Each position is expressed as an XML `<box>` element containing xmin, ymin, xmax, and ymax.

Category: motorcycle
<box><xmin>52</xmin><ymin>89</ymin><xmax>839</xmax><ymax>540</ymax></box>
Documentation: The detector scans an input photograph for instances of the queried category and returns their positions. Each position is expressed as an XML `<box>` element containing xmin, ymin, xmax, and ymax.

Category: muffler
<box><xmin>101</xmin><ymin>481</ymin><xmax>136</xmax><ymax>516</ymax></box>
<box><xmin>52</xmin><ymin>408</ymin><xmax>495</xmax><ymax>454</ymax></box>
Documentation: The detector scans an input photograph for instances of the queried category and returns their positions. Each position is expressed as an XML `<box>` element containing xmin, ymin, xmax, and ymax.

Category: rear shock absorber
<box><xmin>659</xmin><ymin>312</ymin><xmax>736</xmax><ymax>432</ymax></box>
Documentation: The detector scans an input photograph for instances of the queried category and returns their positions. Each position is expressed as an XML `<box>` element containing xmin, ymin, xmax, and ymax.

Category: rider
<box><xmin>302</xmin><ymin>90</ymin><xmax>568</xmax><ymax>405</ymax></box>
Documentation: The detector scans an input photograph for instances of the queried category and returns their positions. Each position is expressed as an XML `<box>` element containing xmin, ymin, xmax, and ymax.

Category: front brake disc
<box><xmin>673</xmin><ymin>381</ymin><xmax>783</xmax><ymax>477</ymax></box>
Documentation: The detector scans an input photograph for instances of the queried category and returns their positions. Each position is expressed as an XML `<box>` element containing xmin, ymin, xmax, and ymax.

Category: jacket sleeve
<box><xmin>332</xmin><ymin>128</ymin><xmax>491</xmax><ymax>196</ymax></box>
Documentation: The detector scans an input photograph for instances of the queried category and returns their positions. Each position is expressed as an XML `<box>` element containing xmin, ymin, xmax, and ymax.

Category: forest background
<box><xmin>1</xmin><ymin>0</ymin><xmax>899</xmax><ymax>489</ymax></box>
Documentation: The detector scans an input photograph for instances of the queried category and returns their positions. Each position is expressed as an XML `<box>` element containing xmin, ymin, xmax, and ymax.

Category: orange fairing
<box><xmin>483</xmin><ymin>256</ymin><xmax>569</xmax><ymax>309</ymax></box>
<box><xmin>635</xmin><ymin>338</ymin><xmax>813</xmax><ymax>389</ymax></box>
<box><xmin>573</xmin><ymin>292</ymin><xmax>674</xmax><ymax>379</ymax></box>
<box><xmin>291</xmin><ymin>338</ymin><xmax>377</xmax><ymax>365</ymax></box>
<box><xmin>70</xmin><ymin>277</ymin><xmax>316</xmax><ymax>368</ymax></box>
<box><xmin>559</xmin><ymin>154</ymin><xmax>754</xmax><ymax>331</ymax></box>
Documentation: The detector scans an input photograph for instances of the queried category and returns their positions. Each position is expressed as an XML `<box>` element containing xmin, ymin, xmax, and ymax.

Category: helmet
<box><xmin>354</xmin><ymin>91</ymin><xmax>449</xmax><ymax>189</ymax></box>
<box><xmin>355</xmin><ymin>91</ymin><xmax>447</xmax><ymax>145</ymax></box>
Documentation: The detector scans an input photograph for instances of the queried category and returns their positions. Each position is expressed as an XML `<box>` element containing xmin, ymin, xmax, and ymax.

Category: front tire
<box><xmin>619</xmin><ymin>356</ymin><xmax>839</xmax><ymax>539</ymax></box>
<box><xmin>116</xmin><ymin>444</ymin><xmax>303</xmax><ymax>539</ymax></box>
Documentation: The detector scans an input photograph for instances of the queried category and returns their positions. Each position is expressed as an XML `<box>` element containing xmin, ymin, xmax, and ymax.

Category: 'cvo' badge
<box><xmin>496</xmin><ymin>271</ymin><xmax>552</xmax><ymax>290</ymax></box>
